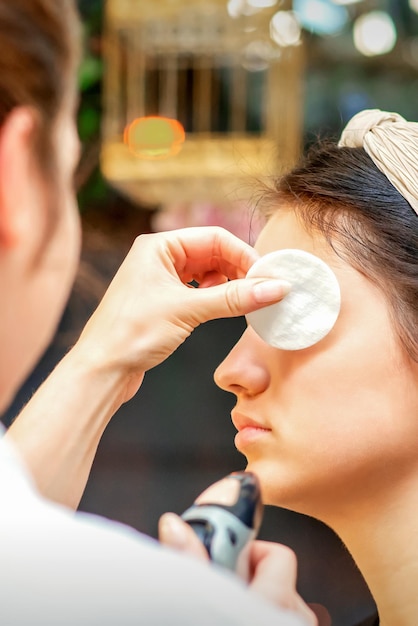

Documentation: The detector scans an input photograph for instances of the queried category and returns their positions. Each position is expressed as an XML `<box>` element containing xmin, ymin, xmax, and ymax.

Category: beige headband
<box><xmin>338</xmin><ymin>108</ymin><xmax>418</xmax><ymax>216</ymax></box>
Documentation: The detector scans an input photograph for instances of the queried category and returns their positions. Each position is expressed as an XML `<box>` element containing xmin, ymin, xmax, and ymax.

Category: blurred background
<box><xmin>5</xmin><ymin>0</ymin><xmax>418</xmax><ymax>623</ymax></box>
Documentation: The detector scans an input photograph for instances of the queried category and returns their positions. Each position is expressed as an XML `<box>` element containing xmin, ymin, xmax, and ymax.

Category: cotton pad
<box><xmin>246</xmin><ymin>249</ymin><xmax>341</xmax><ymax>350</ymax></box>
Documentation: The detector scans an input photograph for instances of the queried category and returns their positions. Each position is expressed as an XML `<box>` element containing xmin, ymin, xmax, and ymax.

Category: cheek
<box><xmin>252</xmin><ymin>325</ymin><xmax>418</xmax><ymax>511</ymax></box>
<box><xmin>281</xmin><ymin>274</ymin><xmax>405</xmax><ymax>427</ymax></box>
<box><xmin>284</xmin><ymin>331</ymin><xmax>408</xmax><ymax>452</ymax></box>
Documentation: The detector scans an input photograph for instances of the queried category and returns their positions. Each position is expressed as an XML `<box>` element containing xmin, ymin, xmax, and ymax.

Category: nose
<box><xmin>214</xmin><ymin>327</ymin><xmax>271</xmax><ymax>398</ymax></box>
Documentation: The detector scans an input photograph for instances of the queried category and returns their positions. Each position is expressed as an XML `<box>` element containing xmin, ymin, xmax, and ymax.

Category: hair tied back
<box><xmin>338</xmin><ymin>108</ymin><xmax>418</xmax><ymax>217</ymax></box>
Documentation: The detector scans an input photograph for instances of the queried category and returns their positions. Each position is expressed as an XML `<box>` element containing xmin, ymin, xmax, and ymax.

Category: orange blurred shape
<box><xmin>124</xmin><ymin>116</ymin><xmax>185</xmax><ymax>159</ymax></box>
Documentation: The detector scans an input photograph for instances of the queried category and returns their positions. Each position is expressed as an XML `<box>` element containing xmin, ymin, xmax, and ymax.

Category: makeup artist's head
<box><xmin>0</xmin><ymin>0</ymin><xmax>82</xmax><ymax>411</ymax></box>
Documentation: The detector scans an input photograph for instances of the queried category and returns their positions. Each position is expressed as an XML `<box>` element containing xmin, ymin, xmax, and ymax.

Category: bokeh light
<box><xmin>409</xmin><ymin>0</ymin><xmax>418</xmax><ymax>14</ymax></box>
<box><xmin>124</xmin><ymin>116</ymin><xmax>185</xmax><ymax>160</ymax></box>
<box><xmin>227</xmin><ymin>0</ymin><xmax>260</xmax><ymax>18</ymax></box>
<box><xmin>270</xmin><ymin>11</ymin><xmax>302</xmax><ymax>47</ymax></box>
<box><xmin>247</xmin><ymin>0</ymin><xmax>279</xmax><ymax>7</ymax></box>
<box><xmin>293</xmin><ymin>0</ymin><xmax>349</xmax><ymax>36</ymax></box>
<box><xmin>241</xmin><ymin>39</ymin><xmax>279</xmax><ymax>71</ymax></box>
<box><xmin>332</xmin><ymin>0</ymin><xmax>363</xmax><ymax>5</ymax></box>
<box><xmin>353</xmin><ymin>11</ymin><xmax>397</xmax><ymax>56</ymax></box>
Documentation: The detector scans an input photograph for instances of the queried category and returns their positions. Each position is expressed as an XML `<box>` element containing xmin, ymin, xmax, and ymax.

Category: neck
<box><xmin>323</xmin><ymin>475</ymin><xmax>418</xmax><ymax>626</ymax></box>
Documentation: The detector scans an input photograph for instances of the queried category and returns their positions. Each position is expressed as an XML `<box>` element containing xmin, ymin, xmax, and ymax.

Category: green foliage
<box><xmin>76</xmin><ymin>0</ymin><xmax>107</xmax><ymax>212</ymax></box>
<box><xmin>78</xmin><ymin>55</ymin><xmax>103</xmax><ymax>93</ymax></box>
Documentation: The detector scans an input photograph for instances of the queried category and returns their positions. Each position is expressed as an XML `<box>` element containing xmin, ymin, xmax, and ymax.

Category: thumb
<box><xmin>158</xmin><ymin>512</ymin><xmax>209</xmax><ymax>561</ymax></box>
<box><xmin>193</xmin><ymin>277</ymin><xmax>291</xmax><ymax>323</ymax></box>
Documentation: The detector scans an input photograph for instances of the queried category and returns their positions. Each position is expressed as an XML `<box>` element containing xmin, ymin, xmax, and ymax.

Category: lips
<box><xmin>231</xmin><ymin>411</ymin><xmax>271</xmax><ymax>433</ymax></box>
<box><xmin>232</xmin><ymin>412</ymin><xmax>272</xmax><ymax>450</ymax></box>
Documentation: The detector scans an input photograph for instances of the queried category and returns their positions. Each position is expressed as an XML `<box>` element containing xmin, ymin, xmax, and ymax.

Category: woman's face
<box><xmin>214</xmin><ymin>209</ymin><xmax>418</xmax><ymax>522</ymax></box>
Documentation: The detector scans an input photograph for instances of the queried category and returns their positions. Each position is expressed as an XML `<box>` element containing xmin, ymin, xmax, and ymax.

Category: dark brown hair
<box><xmin>263</xmin><ymin>143</ymin><xmax>418</xmax><ymax>360</ymax></box>
<box><xmin>0</xmin><ymin>0</ymin><xmax>81</xmax><ymax>237</ymax></box>
<box><xmin>0</xmin><ymin>0</ymin><xmax>80</xmax><ymax>158</ymax></box>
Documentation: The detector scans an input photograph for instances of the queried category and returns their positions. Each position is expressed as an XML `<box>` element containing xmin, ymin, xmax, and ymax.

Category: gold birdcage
<box><xmin>101</xmin><ymin>0</ymin><xmax>304</xmax><ymax>208</ymax></box>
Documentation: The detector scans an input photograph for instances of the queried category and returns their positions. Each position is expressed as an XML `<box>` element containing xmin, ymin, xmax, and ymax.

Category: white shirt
<box><xmin>0</xmin><ymin>427</ymin><xmax>304</xmax><ymax>625</ymax></box>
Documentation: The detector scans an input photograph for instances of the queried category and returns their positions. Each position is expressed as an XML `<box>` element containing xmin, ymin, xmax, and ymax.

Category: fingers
<box><xmin>158</xmin><ymin>512</ymin><xmax>209</xmax><ymax>561</ymax></box>
<box><xmin>76</xmin><ymin>226</ymin><xmax>289</xmax><ymax>379</ymax></box>
<box><xmin>136</xmin><ymin>227</ymin><xmax>291</xmax><ymax>323</ymax></box>
<box><xmin>191</xmin><ymin>277</ymin><xmax>291</xmax><ymax>323</ymax></box>
<box><xmin>147</xmin><ymin>227</ymin><xmax>260</xmax><ymax>281</ymax></box>
<box><xmin>249</xmin><ymin>541</ymin><xmax>298</xmax><ymax>606</ymax></box>
<box><xmin>249</xmin><ymin>541</ymin><xmax>318</xmax><ymax>626</ymax></box>
<box><xmin>159</xmin><ymin>516</ymin><xmax>318</xmax><ymax>626</ymax></box>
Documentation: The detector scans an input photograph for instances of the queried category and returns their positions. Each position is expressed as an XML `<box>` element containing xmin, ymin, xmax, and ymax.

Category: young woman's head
<box><xmin>0</xmin><ymin>0</ymin><xmax>82</xmax><ymax>410</ymax></box>
<box><xmin>215</xmin><ymin>111</ymin><xmax>418</xmax><ymax>525</ymax></box>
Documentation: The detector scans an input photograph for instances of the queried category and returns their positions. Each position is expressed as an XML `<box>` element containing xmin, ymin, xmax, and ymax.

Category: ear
<box><xmin>0</xmin><ymin>107</ymin><xmax>41</xmax><ymax>249</ymax></box>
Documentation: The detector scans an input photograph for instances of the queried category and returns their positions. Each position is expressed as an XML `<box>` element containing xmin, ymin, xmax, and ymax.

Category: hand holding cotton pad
<box><xmin>246</xmin><ymin>249</ymin><xmax>341</xmax><ymax>350</ymax></box>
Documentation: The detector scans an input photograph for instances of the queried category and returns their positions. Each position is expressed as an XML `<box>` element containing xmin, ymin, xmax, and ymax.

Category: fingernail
<box><xmin>159</xmin><ymin>513</ymin><xmax>188</xmax><ymax>548</ymax></box>
<box><xmin>252</xmin><ymin>279</ymin><xmax>292</xmax><ymax>303</ymax></box>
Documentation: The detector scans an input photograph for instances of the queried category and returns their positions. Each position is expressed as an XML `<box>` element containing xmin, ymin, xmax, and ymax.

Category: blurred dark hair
<box><xmin>262</xmin><ymin>143</ymin><xmax>418</xmax><ymax>360</ymax></box>
<box><xmin>0</xmin><ymin>0</ymin><xmax>81</xmax><ymax>235</ymax></box>
<box><xmin>0</xmin><ymin>0</ymin><xmax>81</xmax><ymax>149</ymax></box>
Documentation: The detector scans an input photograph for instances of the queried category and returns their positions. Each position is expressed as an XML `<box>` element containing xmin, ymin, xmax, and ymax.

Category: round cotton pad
<box><xmin>246</xmin><ymin>249</ymin><xmax>341</xmax><ymax>350</ymax></box>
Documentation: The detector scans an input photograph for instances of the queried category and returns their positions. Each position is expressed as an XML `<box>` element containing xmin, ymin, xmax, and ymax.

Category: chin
<box><xmin>245</xmin><ymin>458</ymin><xmax>310</xmax><ymax>512</ymax></box>
<box><xmin>245</xmin><ymin>459</ymin><xmax>282</xmax><ymax>504</ymax></box>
